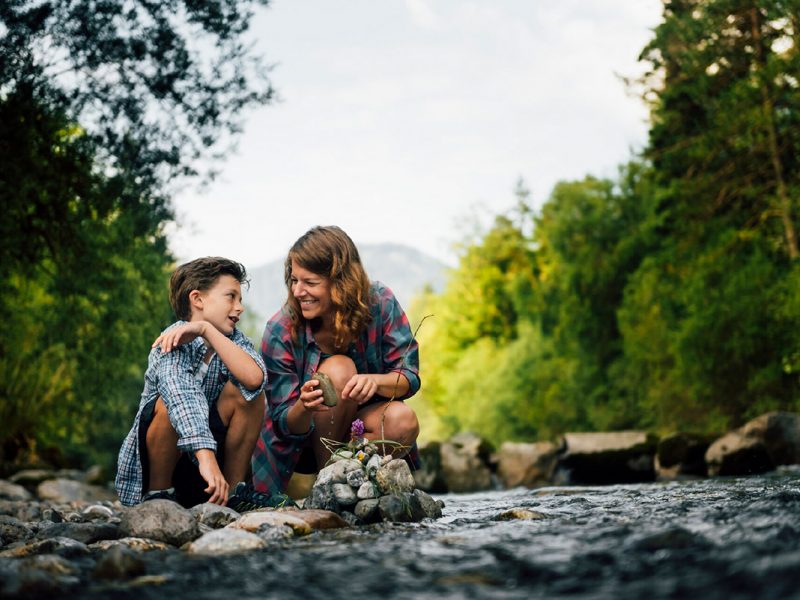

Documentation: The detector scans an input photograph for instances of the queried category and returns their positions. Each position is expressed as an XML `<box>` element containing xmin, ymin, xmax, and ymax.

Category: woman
<box><xmin>251</xmin><ymin>226</ymin><xmax>421</xmax><ymax>497</ymax></box>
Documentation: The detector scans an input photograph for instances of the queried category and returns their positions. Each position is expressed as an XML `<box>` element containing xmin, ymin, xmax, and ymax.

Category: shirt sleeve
<box><xmin>261</xmin><ymin>317</ymin><xmax>314</xmax><ymax>441</ymax></box>
<box><xmin>155</xmin><ymin>345</ymin><xmax>217</xmax><ymax>453</ymax></box>
<box><xmin>225</xmin><ymin>329</ymin><xmax>268</xmax><ymax>402</ymax></box>
<box><xmin>378</xmin><ymin>286</ymin><xmax>421</xmax><ymax>399</ymax></box>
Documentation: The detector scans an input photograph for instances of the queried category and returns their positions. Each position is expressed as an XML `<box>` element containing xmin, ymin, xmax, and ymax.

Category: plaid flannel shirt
<box><xmin>115</xmin><ymin>322</ymin><xmax>266</xmax><ymax>506</ymax></box>
<box><xmin>251</xmin><ymin>281</ymin><xmax>420</xmax><ymax>495</ymax></box>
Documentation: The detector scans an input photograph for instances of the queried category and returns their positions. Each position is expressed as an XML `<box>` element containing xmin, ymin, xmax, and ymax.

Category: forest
<box><xmin>412</xmin><ymin>0</ymin><xmax>800</xmax><ymax>443</ymax></box>
<box><xmin>2</xmin><ymin>0</ymin><xmax>800</xmax><ymax>471</ymax></box>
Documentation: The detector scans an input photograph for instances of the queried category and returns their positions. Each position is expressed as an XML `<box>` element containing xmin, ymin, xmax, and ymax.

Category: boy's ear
<box><xmin>188</xmin><ymin>289</ymin><xmax>203</xmax><ymax>312</ymax></box>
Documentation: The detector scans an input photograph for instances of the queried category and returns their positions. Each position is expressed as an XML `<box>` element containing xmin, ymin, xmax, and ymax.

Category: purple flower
<box><xmin>350</xmin><ymin>418</ymin><xmax>365</xmax><ymax>438</ymax></box>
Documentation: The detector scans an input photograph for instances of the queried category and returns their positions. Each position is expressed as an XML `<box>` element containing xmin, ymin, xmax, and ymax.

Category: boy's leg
<box><xmin>144</xmin><ymin>397</ymin><xmax>181</xmax><ymax>492</ymax></box>
<box><xmin>216</xmin><ymin>381</ymin><xmax>265</xmax><ymax>486</ymax></box>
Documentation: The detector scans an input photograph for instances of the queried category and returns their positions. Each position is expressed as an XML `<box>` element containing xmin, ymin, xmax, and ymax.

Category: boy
<box><xmin>115</xmin><ymin>257</ymin><xmax>279</xmax><ymax>510</ymax></box>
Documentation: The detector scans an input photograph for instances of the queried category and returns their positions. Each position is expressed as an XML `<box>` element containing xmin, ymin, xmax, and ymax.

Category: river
<box><xmin>81</xmin><ymin>467</ymin><xmax>800</xmax><ymax>599</ymax></box>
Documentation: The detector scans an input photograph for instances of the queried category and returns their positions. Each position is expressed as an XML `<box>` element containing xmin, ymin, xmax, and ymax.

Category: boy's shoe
<box><xmin>227</xmin><ymin>482</ymin><xmax>297</xmax><ymax>513</ymax></box>
<box><xmin>142</xmin><ymin>487</ymin><xmax>178</xmax><ymax>503</ymax></box>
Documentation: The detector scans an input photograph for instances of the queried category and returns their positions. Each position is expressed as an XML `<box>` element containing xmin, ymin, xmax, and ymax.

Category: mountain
<box><xmin>243</xmin><ymin>243</ymin><xmax>448</xmax><ymax>324</ymax></box>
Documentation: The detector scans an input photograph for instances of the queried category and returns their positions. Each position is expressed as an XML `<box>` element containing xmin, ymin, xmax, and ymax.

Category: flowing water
<box><xmin>84</xmin><ymin>467</ymin><xmax>800</xmax><ymax>599</ymax></box>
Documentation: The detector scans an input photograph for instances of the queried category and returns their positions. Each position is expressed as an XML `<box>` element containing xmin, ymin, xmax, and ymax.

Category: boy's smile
<box><xmin>195</xmin><ymin>274</ymin><xmax>244</xmax><ymax>335</ymax></box>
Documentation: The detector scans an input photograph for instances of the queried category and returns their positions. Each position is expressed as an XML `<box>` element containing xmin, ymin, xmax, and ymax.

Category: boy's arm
<box><xmin>154</xmin><ymin>321</ymin><xmax>264</xmax><ymax>391</ymax></box>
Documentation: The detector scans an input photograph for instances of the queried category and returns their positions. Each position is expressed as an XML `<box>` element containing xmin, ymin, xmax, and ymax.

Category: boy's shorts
<box><xmin>137</xmin><ymin>399</ymin><xmax>227</xmax><ymax>508</ymax></box>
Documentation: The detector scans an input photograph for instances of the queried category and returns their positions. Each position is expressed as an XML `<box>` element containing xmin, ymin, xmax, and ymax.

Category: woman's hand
<box><xmin>342</xmin><ymin>374</ymin><xmax>379</xmax><ymax>405</ymax></box>
<box><xmin>298</xmin><ymin>379</ymin><xmax>330</xmax><ymax>413</ymax></box>
<box><xmin>152</xmin><ymin>321</ymin><xmax>207</xmax><ymax>353</ymax></box>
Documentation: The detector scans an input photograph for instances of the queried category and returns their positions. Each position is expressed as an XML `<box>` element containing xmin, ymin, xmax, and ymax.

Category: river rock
<box><xmin>375</xmin><ymin>459</ymin><xmax>415</xmax><ymax>494</ymax></box>
<box><xmin>0</xmin><ymin>516</ymin><xmax>34</xmax><ymax>544</ymax></box>
<box><xmin>81</xmin><ymin>504</ymin><xmax>116</xmax><ymax>521</ymax></box>
<box><xmin>119</xmin><ymin>499</ymin><xmax>200</xmax><ymax>546</ymax></box>
<box><xmin>9</xmin><ymin>469</ymin><xmax>55</xmax><ymax>487</ymax></box>
<box><xmin>556</xmin><ymin>431</ymin><xmax>658</xmax><ymax>485</ymax></box>
<box><xmin>92</xmin><ymin>544</ymin><xmax>146</xmax><ymax>579</ymax></box>
<box><xmin>83</xmin><ymin>465</ymin><xmax>106</xmax><ymax>485</ymax></box>
<box><xmin>354</xmin><ymin>499</ymin><xmax>380</xmax><ymax>523</ymax></box>
<box><xmin>36</xmin><ymin>522</ymin><xmax>120</xmax><ymax>544</ymax></box>
<box><xmin>357</xmin><ymin>481</ymin><xmax>378</xmax><ymax>499</ymax></box>
<box><xmin>315</xmin><ymin>460</ymin><xmax>363</xmax><ymax>486</ymax></box>
<box><xmin>228</xmin><ymin>510</ymin><xmax>312</xmax><ymax>536</ymax></box>
<box><xmin>90</xmin><ymin>536</ymin><xmax>171</xmax><ymax>552</ymax></box>
<box><xmin>188</xmin><ymin>527</ymin><xmax>268</xmax><ymax>555</ymax></box>
<box><xmin>332</xmin><ymin>483</ymin><xmax>358</xmax><ymax>506</ymax></box>
<box><xmin>36</xmin><ymin>478</ymin><xmax>116</xmax><ymax>503</ymax></box>
<box><xmin>365</xmin><ymin>454</ymin><xmax>382</xmax><ymax>477</ymax></box>
<box><xmin>412</xmin><ymin>441</ymin><xmax>447</xmax><ymax>493</ymax></box>
<box><xmin>346</xmin><ymin>469</ymin><xmax>366</xmax><ymax>488</ymax></box>
<box><xmin>190</xmin><ymin>502</ymin><xmax>240</xmax><ymax>528</ymax></box>
<box><xmin>493</xmin><ymin>508</ymin><xmax>547</xmax><ymax>521</ymax></box>
<box><xmin>276</xmin><ymin>508</ymin><xmax>348</xmax><ymax>530</ymax></box>
<box><xmin>0</xmin><ymin>480</ymin><xmax>33</xmax><ymax>501</ymax></box>
<box><xmin>305</xmin><ymin>481</ymin><xmax>340</xmax><ymax>512</ymax></box>
<box><xmin>440</xmin><ymin>432</ymin><xmax>494</xmax><ymax>493</ymax></box>
<box><xmin>378</xmin><ymin>493</ymin><xmax>423</xmax><ymax>522</ymax></box>
<box><xmin>740</xmin><ymin>412</ymin><xmax>800</xmax><ymax>465</ymax></box>
<box><xmin>705</xmin><ymin>431</ymin><xmax>772</xmax><ymax>477</ymax></box>
<box><xmin>411</xmin><ymin>489</ymin><xmax>442</xmax><ymax>519</ymax></box>
<box><xmin>41</xmin><ymin>508</ymin><xmax>64</xmax><ymax>523</ymax></box>
<box><xmin>0</xmin><ymin>536</ymin><xmax>90</xmax><ymax>558</ymax></box>
<box><xmin>3</xmin><ymin>554</ymin><xmax>80</xmax><ymax>597</ymax></box>
<box><xmin>655</xmin><ymin>433</ymin><xmax>713</xmax><ymax>479</ymax></box>
<box><xmin>491</xmin><ymin>441</ymin><xmax>558</xmax><ymax>488</ymax></box>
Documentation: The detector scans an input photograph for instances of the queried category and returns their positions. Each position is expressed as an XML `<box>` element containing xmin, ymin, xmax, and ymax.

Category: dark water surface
<box><xmin>86</xmin><ymin>468</ymin><xmax>800</xmax><ymax>599</ymax></box>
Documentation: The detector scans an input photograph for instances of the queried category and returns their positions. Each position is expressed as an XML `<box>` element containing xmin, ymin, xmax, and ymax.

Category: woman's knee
<box><xmin>373</xmin><ymin>402</ymin><xmax>419</xmax><ymax>441</ymax></box>
<box><xmin>317</xmin><ymin>355</ymin><xmax>357</xmax><ymax>393</ymax></box>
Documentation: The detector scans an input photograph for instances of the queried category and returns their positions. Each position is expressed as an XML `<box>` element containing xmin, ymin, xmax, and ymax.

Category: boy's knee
<box><xmin>317</xmin><ymin>355</ymin><xmax>357</xmax><ymax>392</ymax></box>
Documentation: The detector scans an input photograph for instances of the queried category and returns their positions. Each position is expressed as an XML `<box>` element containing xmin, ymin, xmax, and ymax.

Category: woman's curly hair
<box><xmin>285</xmin><ymin>226</ymin><xmax>371</xmax><ymax>349</ymax></box>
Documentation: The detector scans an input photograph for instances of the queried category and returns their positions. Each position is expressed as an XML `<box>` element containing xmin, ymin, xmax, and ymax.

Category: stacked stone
<box><xmin>305</xmin><ymin>446</ymin><xmax>444</xmax><ymax>524</ymax></box>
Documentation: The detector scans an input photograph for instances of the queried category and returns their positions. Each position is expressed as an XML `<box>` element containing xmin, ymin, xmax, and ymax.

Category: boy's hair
<box><xmin>284</xmin><ymin>225</ymin><xmax>371</xmax><ymax>349</ymax></box>
<box><xmin>169</xmin><ymin>257</ymin><xmax>249</xmax><ymax>321</ymax></box>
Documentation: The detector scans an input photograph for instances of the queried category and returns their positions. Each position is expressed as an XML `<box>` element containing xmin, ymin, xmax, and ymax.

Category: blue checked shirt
<box><xmin>115</xmin><ymin>321</ymin><xmax>266</xmax><ymax>506</ymax></box>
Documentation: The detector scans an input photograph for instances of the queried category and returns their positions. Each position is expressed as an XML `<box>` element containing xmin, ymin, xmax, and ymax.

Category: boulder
<box><xmin>705</xmin><ymin>432</ymin><xmax>772</xmax><ymax>477</ymax></box>
<box><xmin>412</xmin><ymin>441</ymin><xmax>447</xmax><ymax>493</ymax></box>
<box><xmin>119</xmin><ymin>499</ymin><xmax>200</xmax><ymax>546</ymax></box>
<box><xmin>556</xmin><ymin>431</ymin><xmax>658</xmax><ymax>485</ymax></box>
<box><xmin>655</xmin><ymin>433</ymin><xmax>714</xmax><ymax>479</ymax></box>
<box><xmin>491</xmin><ymin>442</ymin><xmax>558</xmax><ymax>488</ymax></box>
<box><xmin>378</xmin><ymin>493</ymin><xmax>419</xmax><ymax>523</ymax></box>
<box><xmin>705</xmin><ymin>412</ymin><xmax>800</xmax><ymax>477</ymax></box>
<box><xmin>411</xmin><ymin>489</ymin><xmax>442</xmax><ymax>519</ymax></box>
<box><xmin>439</xmin><ymin>432</ymin><xmax>493</xmax><ymax>493</ymax></box>
<box><xmin>36</xmin><ymin>478</ymin><xmax>116</xmax><ymax>503</ymax></box>
<box><xmin>0</xmin><ymin>480</ymin><xmax>33</xmax><ymax>501</ymax></box>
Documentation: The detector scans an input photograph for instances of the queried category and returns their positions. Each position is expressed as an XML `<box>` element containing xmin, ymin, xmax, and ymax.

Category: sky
<box><xmin>168</xmin><ymin>0</ymin><xmax>663</xmax><ymax>269</ymax></box>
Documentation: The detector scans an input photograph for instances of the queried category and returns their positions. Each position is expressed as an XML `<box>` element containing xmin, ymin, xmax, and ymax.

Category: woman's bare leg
<box><xmin>357</xmin><ymin>400</ymin><xmax>420</xmax><ymax>458</ymax></box>
<box><xmin>311</xmin><ymin>355</ymin><xmax>358</xmax><ymax>468</ymax></box>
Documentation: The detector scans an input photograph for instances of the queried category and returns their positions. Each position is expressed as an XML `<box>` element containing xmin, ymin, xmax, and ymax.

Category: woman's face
<box><xmin>290</xmin><ymin>259</ymin><xmax>333</xmax><ymax>321</ymax></box>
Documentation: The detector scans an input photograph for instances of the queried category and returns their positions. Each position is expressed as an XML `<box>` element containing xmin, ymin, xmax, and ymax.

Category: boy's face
<box><xmin>192</xmin><ymin>274</ymin><xmax>244</xmax><ymax>335</ymax></box>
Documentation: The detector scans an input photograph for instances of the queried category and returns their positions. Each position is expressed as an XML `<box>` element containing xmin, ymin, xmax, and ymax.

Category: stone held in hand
<box><xmin>314</xmin><ymin>371</ymin><xmax>339</xmax><ymax>407</ymax></box>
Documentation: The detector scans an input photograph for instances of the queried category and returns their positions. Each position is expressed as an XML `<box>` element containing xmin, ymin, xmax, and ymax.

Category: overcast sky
<box><xmin>168</xmin><ymin>0</ymin><xmax>662</xmax><ymax>268</ymax></box>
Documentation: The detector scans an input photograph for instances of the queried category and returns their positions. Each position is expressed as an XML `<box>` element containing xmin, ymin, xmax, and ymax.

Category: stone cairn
<box><xmin>304</xmin><ymin>420</ymin><xmax>443</xmax><ymax>524</ymax></box>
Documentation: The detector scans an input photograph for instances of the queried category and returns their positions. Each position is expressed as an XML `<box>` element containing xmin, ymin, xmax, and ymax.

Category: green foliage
<box><xmin>416</xmin><ymin>0</ymin><xmax>800</xmax><ymax>442</ymax></box>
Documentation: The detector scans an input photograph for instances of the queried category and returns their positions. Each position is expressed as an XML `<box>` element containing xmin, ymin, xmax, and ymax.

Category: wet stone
<box><xmin>119</xmin><ymin>499</ymin><xmax>200</xmax><ymax>547</ymax></box>
<box><xmin>36</xmin><ymin>522</ymin><xmax>120</xmax><ymax>544</ymax></box>
<box><xmin>228</xmin><ymin>510</ymin><xmax>312</xmax><ymax>536</ymax></box>
<box><xmin>9</xmin><ymin>469</ymin><xmax>55</xmax><ymax>487</ymax></box>
<box><xmin>8</xmin><ymin>554</ymin><xmax>81</xmax><ymax>597</ymax></box>
<box><xmin>0</xmin><ymin>515</ymin><xmax>34</xmax><ymax>544</ymax></box>
<box><xmin>346</xmin><ymin>469</ymin><xmax>366</xmax><ymax>489</ymax></box>
<box><xmin>375</xmin><ymin>459</ymin><xmax>415</xmax><ymax>495</ymax></box>
<box><xmin>493</xmin><ymin>508</ymin><xmax>547</xmax><ymax>521</ymax></box>
<box><xmin>412</xmin><ymin>489</ymin><xmax>443</xmax><ymax>519</ymax></box>
<box><xmin>92</xmin><ymin>544</ymin><xmax>146</xmax><ymax>580</ymax></box>
<box><xmin>0</xmin><ymin>536</ymin><xmax>90</xmax><ymax>558</ymax></box>
<box><xmin>256</xmin><ymin>524</ymin><xmax>295</xmax><ymax>542</ymax></box>
<box><xmin>357</xmin><ymin>481</ymin><xmax>379</xmax><ymax>500</ymax></box>
<box><xmin>378</xmin><ymin>494</ymin><xmax>417</xmax><ymax>523</ymax></box>
<box><xmin>305</xmin><ymin>482</ymin><xmax>340</xmax><ymax>513</ymax></box>
<box><xmin>90</xmin><ymin>536</ymin><xmax>172</xmax><ymax>552</ymax></box>
<box><xmin>0</xmin><ymin>480</ymin><xmax>33</xmax><ymax>502</ymax></box>
<box><xmin>37</xmin><ymin>478</ymin><xmax>116</xmax><ymax>503</ymax></box>
<box><xmin>354</xmin><ymin>499</ymin><xmax>380</xmax><ymax>523</ymax></box>
<box><xmin>41</xmin><ymin>508</ymin><xmax>64</xmax><ymax>523</ymax></box>
<box><xmin>81</xmin><ymin>504</ymin><xmax>115</xmax><ymax>521</ymax></box>
<box><xmin>190</xmin><ymin>502</ymin><xmax>240</xmax><ymax>529</ymax></box>
<box><xmin>332</xmin><ymin>483</ymin><xmax>358</xmax><ymax>506</ymax></box>
<box><xmin>338</xmin><ymin>511</ymin><xmax>361</xmax><ymax>527</ymax></box>
<box><xmin>188</xmin><ymin>528</ymin><xmax>268</xmax><ymax>555</ymax></box>
<box><xmin>315</xmin><ymin>460</ymin><xmax>363</xmax><ymax>486</ymax></box>
<box><xmin>276</xmin><ymin>508</ymin><xmax>348</xmax><ymax>530</ymax></box>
